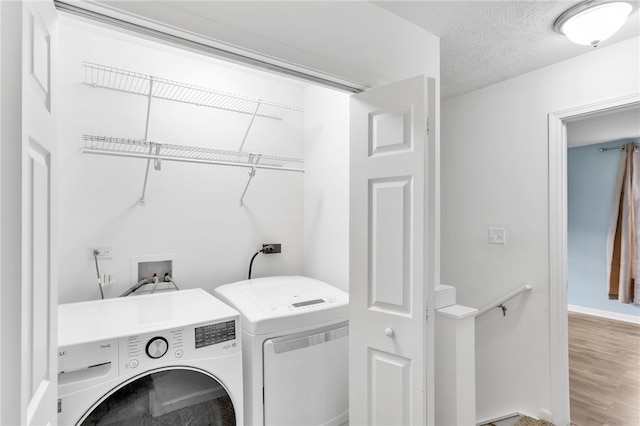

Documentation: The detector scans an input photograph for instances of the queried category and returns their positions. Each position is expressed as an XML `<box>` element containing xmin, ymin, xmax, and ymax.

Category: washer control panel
<box><xmin>145</xmin><ymin>336</ymin><xmax>169</xmax><ymax>359</ymax></box>
<box><xmin>195</xmin><ymin>320</ymin><xmax>235</xmax><ymax>348</ymax></box>
<box><xmin>119</xmin><ymin>318</ymin><xmax>239</xmax><ymax>374</ymax></box>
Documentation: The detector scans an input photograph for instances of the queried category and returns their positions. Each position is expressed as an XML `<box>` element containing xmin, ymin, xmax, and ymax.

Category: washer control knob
<box><xmin>146</xmin><ymin>337</ymin><xmax>168</xmax><ymax>359</ymax></box>
<box><xmin>385</xmin><ymin>327</ymin><xmax>395</xmax><ymax>337</ymax></box>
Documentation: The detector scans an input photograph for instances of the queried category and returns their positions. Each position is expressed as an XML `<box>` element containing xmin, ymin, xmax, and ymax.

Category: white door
<box><xmin>0</xmin><ymin>1</ymin><xmax>58</xmax><ymax>424</ymax></box>
<box><xmin>349</xmin><ymin>75</ymin><xmax>436</xmax><ymax>426</ymax></box>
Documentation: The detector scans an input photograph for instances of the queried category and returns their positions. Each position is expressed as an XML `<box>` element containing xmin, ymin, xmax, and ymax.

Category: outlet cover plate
<box><xmin>488</xmin><ymin>228</ymin><xmax>506</xmax><ymax>245</ymax></box>
<box><xmin>89</xmin><ymin>247</ymin><xmax>112</xmax><ymax>259</ymax></box>
<box><xmin>263</xmin><ymin>243</ymin><xmax>281</xmax><ymax>254</ymax></box>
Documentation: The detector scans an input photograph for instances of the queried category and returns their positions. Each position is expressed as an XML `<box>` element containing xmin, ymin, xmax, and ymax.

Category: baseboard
<box><xmin>568</xmin><ymin>304</ymin><xmax>640</xmax><ymax>324</ymax></box>
<box><xmin>477</xmin><ymin>412</ymin><xmax>521</xmax><ymax>426</ymax></box>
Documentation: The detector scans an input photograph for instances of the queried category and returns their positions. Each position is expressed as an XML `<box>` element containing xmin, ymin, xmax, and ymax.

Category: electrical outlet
<box><xmin>89</xmin><ymin>247</ymin><xmax>113</xmax><ymax>259</ymax></box>
<box><xmin>262</xmin><ymin>243</ymin><xmax>281</xmax><ymax>254</ymax></box>
<box><xmin>488</xmin><ymin>228</ymin><xmax>506</xmax><ymax>245</ymax></box>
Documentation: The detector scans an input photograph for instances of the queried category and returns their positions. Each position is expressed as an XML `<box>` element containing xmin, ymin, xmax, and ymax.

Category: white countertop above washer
<box><xmin>58</xmin><ymin>288</ymin><xmax>239</xmax><ymax>347</ymax></box>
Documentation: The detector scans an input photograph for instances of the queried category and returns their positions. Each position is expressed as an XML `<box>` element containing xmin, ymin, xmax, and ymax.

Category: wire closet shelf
<box><xmin>82</xmin><ymin>135</ymin><xmax>305</xmax><ymax>172</ymax></box>
<box><xmin>82</xmin><ymin>62</ymin><xmax>303</xmax><ymax>120</ymax></box>
<box><xmin>81</xmin><ymin>62</ymin><xmax>305</xmax><ymax>206</ymax></box>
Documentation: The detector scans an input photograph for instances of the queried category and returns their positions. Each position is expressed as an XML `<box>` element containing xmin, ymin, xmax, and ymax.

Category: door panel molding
<box><xmin>28</xmin><ymin>10</ymin><xmax>51</xmax><ymax>111</ymax></box>
<box><xmin>368</xmin><ymin>348</ymin><xmax>412</xmax><ymax>425</ymax></box>
<box><xmin>369</xmin><ymin>107</ymin><xmax>414</xmax><ymax>156</ymax></box>
<box><xmin>26</xmin><ymin>139</ymin><xmax>52</xmax><ymax>406</ymax></box>
<box><xmin>368</xmin><ymin>176</ymin><xmax>412</xmax><ymax>315</ymax></box>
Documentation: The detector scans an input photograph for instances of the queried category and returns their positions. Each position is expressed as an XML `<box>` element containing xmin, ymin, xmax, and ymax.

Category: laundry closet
<box><xmin>0</xmin><ymin>0</ymin><xmax>440</xmax><ymax>424</ymax></box>
<box><xmin>3</xmin><ymin>2</ymin><xmax>442</xmax><ymax>424</ymax></box>
<box><xmin>57</xmin><ymin>14</ymin><xmax>351</xmax><ymax>304</ymax></box>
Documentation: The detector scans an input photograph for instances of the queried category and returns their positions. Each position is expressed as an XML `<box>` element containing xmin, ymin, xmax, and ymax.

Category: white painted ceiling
<box><xmin>75</xmin><ymin>1</ymin><xmax>640</xmax><ymax>99</ymax></box>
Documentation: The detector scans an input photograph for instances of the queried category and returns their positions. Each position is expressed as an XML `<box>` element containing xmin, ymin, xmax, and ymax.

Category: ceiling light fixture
<box><xmin>553</xmin><ymin>0</ymin><xmax>635</xmax><ymax>47</ymax></box>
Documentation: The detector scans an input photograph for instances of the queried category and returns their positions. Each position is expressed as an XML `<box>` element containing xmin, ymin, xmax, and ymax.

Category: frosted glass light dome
<box><xmin>554</xmin><ymin>1</ymin><xmax>634</xmax><ymax>46</ymax></box>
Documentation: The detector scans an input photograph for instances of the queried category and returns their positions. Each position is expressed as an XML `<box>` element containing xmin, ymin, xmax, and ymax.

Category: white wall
<box><xmin>303</xmin><ymin>86</ymin><xmax>350</xmax><ymax>292</ymax></box>
<box><xmin>567</xmin><ymin>106</ymin><xmax>640</xmax><ymax>147</ymax></box>
<box><xmin>441</xmin><ymin>37</ymin><xmax>640</xmax><ymax>422</ymax></box>
<box><xmin>300</xmin><ymin>10</ymin><xmax>440</xmax><ymax>294</ymax></box>
<box><xmin>567</xmin><ymin>139</ymin><xmax>640</xmax><ymax>318</ymax></box>
<box><xmin>58</xmin><ymin>17</ymin><xmax>307</xmax><ymax>303</ymax></box>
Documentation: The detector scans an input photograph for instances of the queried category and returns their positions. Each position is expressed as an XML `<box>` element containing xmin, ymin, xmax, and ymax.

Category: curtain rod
<box><xmin>599</xmin><ymin>143</ymin><xmax>638</xmax><ymax>152</ymax></box>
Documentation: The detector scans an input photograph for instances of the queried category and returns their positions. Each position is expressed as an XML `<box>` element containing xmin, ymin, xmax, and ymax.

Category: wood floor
<box><xmin>569</xmin><ymin>312</ymin><xmax>640</xmax><ymax>426</ymax></box>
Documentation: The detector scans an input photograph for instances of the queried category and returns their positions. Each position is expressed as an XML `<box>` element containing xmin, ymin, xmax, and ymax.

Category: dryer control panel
<box><xmin>272</xmin><ymin>296</ymin><xmax>343</xmax><ymax>313</ymax></box>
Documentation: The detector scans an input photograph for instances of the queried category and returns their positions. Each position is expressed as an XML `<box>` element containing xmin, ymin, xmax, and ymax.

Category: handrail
<box><xmin>475</xmin><ymin>284</ymin><xmax>533</xmax><ymax>318</ymax></box>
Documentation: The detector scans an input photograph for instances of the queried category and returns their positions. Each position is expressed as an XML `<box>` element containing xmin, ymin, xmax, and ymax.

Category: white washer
<box><xmin>214</xmin><ymin>276</ymin><xmax>349</xmax><ymax>426</ymax></box>
<box><xmin>57</xmin><ymin>289</ymin><xmax>243</xmax><ymax>425</ymax></box>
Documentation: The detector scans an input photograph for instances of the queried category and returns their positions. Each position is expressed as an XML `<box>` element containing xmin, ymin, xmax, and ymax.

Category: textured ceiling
<box><xmin>375</xmin><ymin>1</ymin><xmax>640</xmax><ymax>98</ymax></box>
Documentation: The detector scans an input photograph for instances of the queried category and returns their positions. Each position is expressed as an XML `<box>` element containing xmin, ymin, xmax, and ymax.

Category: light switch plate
<box><xmin>488</xmin><ymin>227</ymin><xmax>506</xmax><ymax>245</ymax></box>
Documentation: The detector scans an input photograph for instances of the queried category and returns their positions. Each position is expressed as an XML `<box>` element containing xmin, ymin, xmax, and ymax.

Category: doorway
<box><xmin>548</xmin><ymin>94</ymin><xmax>640</xmax><ymax>426</ymax></box>
<box><xmin>565</xmin><ymin>108</ymin><xmax>640</xmax><ymax>425</ymax></box>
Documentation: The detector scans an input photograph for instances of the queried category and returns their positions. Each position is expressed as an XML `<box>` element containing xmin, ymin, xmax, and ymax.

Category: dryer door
<box><xmin>78</xmin><ymin>367</ymin><xmax>236</xmax><ymax>425</ymax></box>
<box><xmin>263</xmin><ymin>321</ymin><xmax>349</xmax><ymax>426</ymax></box>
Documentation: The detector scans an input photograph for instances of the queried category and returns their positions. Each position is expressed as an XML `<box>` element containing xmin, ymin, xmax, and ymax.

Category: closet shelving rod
<box><xmin>82</xmin><ymin>135</ymin><xmax>304</xmax><ymax>173</ymax></box>
<box><xmin>83</xmin><ymin>148</ymin><xmax>305</xmax><ymax>172</ymax></box>
<box><xmin>82</xmin><ymin>62</ymin><xmax>303</xmax><ymax>120</ymax></box>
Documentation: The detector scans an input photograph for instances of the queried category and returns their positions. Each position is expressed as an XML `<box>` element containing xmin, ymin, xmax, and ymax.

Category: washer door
<box><xmin>79</xmin><ymin>367</ymin><xmax>236</xmax><ymax>426</ymax></box>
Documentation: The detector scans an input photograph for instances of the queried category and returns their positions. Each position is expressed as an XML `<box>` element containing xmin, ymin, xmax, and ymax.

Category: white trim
<box><xmin>548</xmin><ymin>108</ymin><xmax>570</xmax><ymax>426</ymax></box>
<box><xmin>548</xmin><ymin>93</ymin><xmax>640</xmax><ymax>426</ymax></box>
<box><xmin>476</xmin><ymin>412</ymin><xmax>522</xmax><ymax>426</ymax></box>
<box><xmin>568</xmin><ymin>304</ymin><xmax>640</xmax><ymax>324</ymax></box>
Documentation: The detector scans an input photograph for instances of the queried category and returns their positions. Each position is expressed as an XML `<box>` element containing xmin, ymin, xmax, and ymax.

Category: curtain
<box><xmin>606</xmin><ymin>143</ymin><xmax>640</xmax><ymax>304</ymax></box>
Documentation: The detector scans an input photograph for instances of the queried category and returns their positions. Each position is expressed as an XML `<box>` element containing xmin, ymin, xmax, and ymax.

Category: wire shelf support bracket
<box><xmin>239</xmin><ymin>101</ymin><xmax>261</xmax><ymax>152</ymax></box>
<box><xmin>239</xmin><ymin>154</ymin><xmax>261</xmax><ymax>207</ymax></box>
<box><xmin>140</xmin><ymin>77</ymin><xmax>155</xmax><ymax>206</ymax></box>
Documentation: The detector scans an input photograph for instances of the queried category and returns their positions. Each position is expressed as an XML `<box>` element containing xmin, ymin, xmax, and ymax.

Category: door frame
<box><xmin>0</xmin><ymin>2</ymin><xmax>26</xmax><ymax>423</ymax></box>
<box><xmin>548</xmin><ymin>92</ymin><xmax>640</xmax><ymax>426</ymax></box>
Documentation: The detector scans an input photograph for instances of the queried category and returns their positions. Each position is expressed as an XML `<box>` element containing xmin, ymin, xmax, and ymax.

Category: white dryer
<box><xmin>57</xmin><ymin>289</ymin><xmax>243</xmax><ymax>425</ymax></box>
<box><xmin>214</xmin><ymin>276</ymin><xmax>349</xmax><ymax>426</ymax></box>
